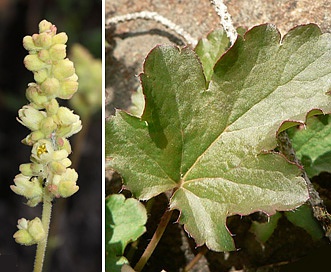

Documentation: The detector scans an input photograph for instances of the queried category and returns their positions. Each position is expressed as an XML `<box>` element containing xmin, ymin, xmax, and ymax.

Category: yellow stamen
<box><xmin>37</xmin><ymin>144</ymin><xmax>48</xmax><ymax>157</ymax></box>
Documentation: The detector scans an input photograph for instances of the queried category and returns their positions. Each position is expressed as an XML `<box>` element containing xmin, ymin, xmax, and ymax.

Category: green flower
<box><xmin>17</xmin><ymin>105</ymin><xmax>46</xmax><ymax>131</ymax></box>
<box><xmin>29</xmin><ymin>139</ymin><xmax>72</xmax><ymax>176</ymax></box>
<box><xmin>13</xmin><ymin>20</ymin><xmax>82</xmax><ymax>251</ymax></box>
<box><xmin>25</xmin><ymin>83</ymin><xmax>49</xmax><ymax>110</ymax></box>
<box><xmin>23</xmin><ymin>20</ymin><xmax>79</xmax><ymax>103</ymax></box>
<box><xmin>50</xmin><ymin>168</ymin><xmax>79</xmax><ymax>198</ymax></box>
<box><xmin>24</xmin><ymin>54</ymin><xmax>48</xmax><ymax>71</ymax></box>
<box><xmin>49</xmin><ymin>44</ymin><xmax>67</xmax><ymax>60</ymax></box>
<box><xmin>58</xmin><ymin>72</ymin><xmax>79</xmax><ymax>99</ymax></box>
<box><xmin>40</xmin><ymin>77</ymin><xmax>61</xmax><ymax>96</ymax></box>
<box><xmin>55</xmin><ymin>107</ymin><xmax>82</xmax><ymax>137</ymax></box>
<box><xmin>11</xmin><ymin>174</ymin><xmax>43</xmax><ymax>207</ymax></box>
<box><xmin>52</xmin><ymin>32</ymin><xmax>68</xmax><ymax>45</ymax></box>
<box><xmin>13</xmin><ymin>218</ymin><xmax>45</xmax><ymax>246</ymax></box>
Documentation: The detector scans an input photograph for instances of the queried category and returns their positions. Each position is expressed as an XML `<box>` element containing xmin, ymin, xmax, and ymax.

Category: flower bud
<box><xmin>39</xmin><ymin>20</ymin><xmax>53</xmax><ymax>33</ymax></box>
<box><xmin>25</xmin><ymin>83</ymin><xmax>48</xmax><ymax>109</ymax></box>
<box><xmin>28</xmin><ymin>130</ymin><xmax>45</xmax><ymax>143</ymax></box>
<box><xmin>28</xmin><ymin>217</ymin><xmax>45</xmax><ymax>241</ymax></box>
<box><xmin>23</xmin><ymin>36</ymin><xmax>37</xmax><ymax>51</ymax></box>
<box><xmin>60</xmin><ymin>157</ymin><xmax>72</xmax><ymax>168</ymax></box>
<box><xmin>11</xmin><ymin>175</ymin><xmax>43</xmax><ymax>207</ymax></box>
<box><xmin>52</xmin><ymin>59</ymin><xmax>75</xmax><ymax>80</ymax></box>
<box><xmin>52</xmin><ymin>32</ymin><xmax>68</xmax><ymax>44</ymax></box>
<box><xmin>50</xmin><ymin>161</ymin><xmax>66</xmax><ymax>175</ymax></box>
<box><xmin>30</xmin><ymin>163</ymin><xmax>44</xmax><ymax>176</ymax></box>
<box><xmin>38</xmin><ymin>49</ymin><xmax>50</xmax><ymax>62</ymax></box>
<box><xmin>49</xmin><ymin>44</ymin><xmax>66</xmax><ymax>60</ymax></box>
<box><xmin>19</xmin><ymin>163</ymin><xmax>34</xmax><ymax>176</ymax></box>
<box><xmin>57</xmin><ymin>122</ymin><xmax>82</xmax><ymax>138</ymax></box>
<box><xmin>67</xmin><ymin>73</ymin><xmax>78</xmax><ymax>82</ymax></box>
<box><xmin>33</xmin><ymin>32</ymin><xmax>52</xmax><ymax>48</ymax></box>
<box><xmin>13</xmin><ymin>229</ymin><xmax>34</xmax><ymax>246</ymax></box>
<box><xmin>52</xmin><ymin>149</ymin><xmax>69</xmax><ymax>161</ymax></box>
<box><xmin>20</xmin><ymin>161</ymin><xmax>42</xmax><ymax>176</ymax></box>
<box><xmin>58</xmin><ymin>168</ymin><xmax>79</xmax><ymax>198</ymax></box>
<box><xmin>59</xmin><ymin>80</ymin><xmax>78</xmax><ymax>99</ymax></box>
<box><xmin>70</xmin><ymin>122</ymin><xmax>83</xmax><ymax>138</ymax></box>
<box><xmin>17</xmin><ymin>105</ymin><xmax>46</xmax><ymax>131</ymax></box>
<box><xmin>24</xmin><ymin>54</ymin><xmax>46</xmax><ymax>71</ymax></box>
<box><xmin>14</xmin><ymin>218</ymin><xmax>45</xmax><ymax>246</ymax></box>
<box><xmin>33</xmin><ymin>69</ymin><xmax>48</xmax><ymax>83</ymax></box>
<box><xmin>22</xmin><ymin>130</ymin><xmax>44</xmax><ymax>146</ymax></box>
<box><xmin>45</xmin><ymin>98</ymin><xmax>59</xmax><ymax>115</ymax></box>
<box><xmin>41</xmin><ymin>77</ymin><xmax>60</xmax><ymax>95</ymax></box>
<box><xmin>57</xmin><ymin>137</ymin><xmax>72</xmax><ymax>153</ymax></box>
<box><xmin>57</xmin><ymin>106</ymin><xmax>79</xmax><ymax>125</ymax></box>
<box><xmin>54</xmin><ymin>107</ymin><xmax>82</xmax><ymax>137</ymax></box>
<box><xmin>40</xmin><ymin>116</ymin><xmax>57</xmax><ymax>135</ymax></box>
<box><xmin>59</xmin><ymin>180</ymin><xmax>79</xmax><ymax>198</ymax></box>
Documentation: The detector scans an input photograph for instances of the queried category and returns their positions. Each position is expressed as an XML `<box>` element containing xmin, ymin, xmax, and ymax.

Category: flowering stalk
<box><xmin>211</xmin><ymin>0</ymin><xmax>237</xmax><ymax>45</ymax></box>
<box><xmin>106</xmin><ymin>11</ymin><xmax>197</xmax><ymax>46</ymax></box>
<box><xmin>11</xmin><ymin>20</ymin><xmax>82</xmax><ymax>272</ymax></box>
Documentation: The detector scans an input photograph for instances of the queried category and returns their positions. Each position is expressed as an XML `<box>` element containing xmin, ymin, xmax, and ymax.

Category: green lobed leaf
<box><xmin>250</xmin><ymin>212</ymin><xmax>282</xmax><ymax>244</ymax></box>
<box><xmin>285</xmin><ymin>203</ymin><xmax>324</xmax><ymax>240</ymax></box>
<box><xmin>106</xmin><ymin>24</ymin><xmax>331</xmax><ymax>251</ymax></box>
<box><xmin>129</xmin><ymin>86</ymin><xmax>145</xmax><ymax>117</ymax></box>
<box><xmin>105</xmin><ymin>194</ymin><xmax>147</xmax><ymax>272</ymax></box>
<box><xmin>194</xmin><ymin>28</ymin><xmax>230</xmax><ymax>81</ymax></box>
<box><xmin>288</xmin><ymin>114</ymin><xmax>331</xmax><ymax>177</ymax></box>
<box><xmin>105</xmin><ymin>255</ymin><xmax>128</xmax><ymax>272</ymax></box>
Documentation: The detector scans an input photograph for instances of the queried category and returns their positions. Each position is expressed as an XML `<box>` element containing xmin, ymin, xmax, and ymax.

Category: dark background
<box><xmin>0</xmin><ymin>0</ymin><xmax>101</xmax><ymax>271</ymax></box>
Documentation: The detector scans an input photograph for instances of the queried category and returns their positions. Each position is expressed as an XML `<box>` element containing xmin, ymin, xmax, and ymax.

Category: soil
<box><xmin>106</xmin><ymin>1</ymin><xmax>331</xmax><ymax>271</ymax></box>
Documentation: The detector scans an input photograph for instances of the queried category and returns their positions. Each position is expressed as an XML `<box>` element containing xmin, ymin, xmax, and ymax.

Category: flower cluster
<box><xmin>11</xmin><ymin>20</ymin><xmax>81</xmax><ymax>245</ymax></box>
<box><xmin>13</xmin><ymin>218</ymin><xmax>45</xmax><ymax>246</ymax></box>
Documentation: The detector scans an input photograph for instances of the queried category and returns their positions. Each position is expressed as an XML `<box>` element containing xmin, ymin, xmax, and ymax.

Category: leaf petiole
<box><xmin>134</xmin><ymin>209</ymin><xmax>174</xmax><ymax>271</ymax></box>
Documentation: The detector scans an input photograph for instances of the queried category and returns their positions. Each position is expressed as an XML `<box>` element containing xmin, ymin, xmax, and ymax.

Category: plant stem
<box><xmin>210</xmin><ymin>0</ymin><xmax>237</xmax><ymax>44</ymax></box>
<box><xmin>183</xmin><ymin>246</ymin><xmax>208</xmax><ymax>272</ymax></box>
<box><xmin>33</xmin><ymin>190</ymin><xmax>53</xmax><ymax>272</ymax></box>
<box><xmin>134</xmin><ymin>209</ymin><xmax>174</xmax><ymax>271</ymax></box>
<box><xmin>42</xmin><ymin>116</ymin><xmax>90</xmax><ymax>270</ymax></box>
<box><xmin>106</xmin><ymin>11</ymin><xmax>197</xmax><ymax>46</ymax></box>
<box><xmin>44</xmin><ymin>116</ymin><xmax>91</xmax><ymax>268</ymax></box>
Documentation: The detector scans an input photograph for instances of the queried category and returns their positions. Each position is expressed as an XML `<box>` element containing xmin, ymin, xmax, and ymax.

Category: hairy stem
<box><xmin>211</xmin><ymin>0</ymin><xmax>237</xmax><ymax>44</ymax></box>
<box><xmin>134</xmin><ymin>209</ymin><xmax>174</xmax><ymax>271</ymax></box>
<box><xmin>43</xmin><ymin>116</ymin><xmax>90</xmax><ymax>269</ymax></box>
<box><xmin>106</xmin><ymin>11</ymin><xmax>197</xmax><ymax>46</ymax></box>
<box><xmin>33</xmin><ymin>190</ymin><xmax>53</xmax><ymax>272</ymax></box>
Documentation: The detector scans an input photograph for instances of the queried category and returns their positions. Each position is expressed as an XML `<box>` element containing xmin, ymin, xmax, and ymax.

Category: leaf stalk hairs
<box><xmin>10</xmin><ymin>20</ymin><xmax>82</xmax><ymax>272</ymax></box>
